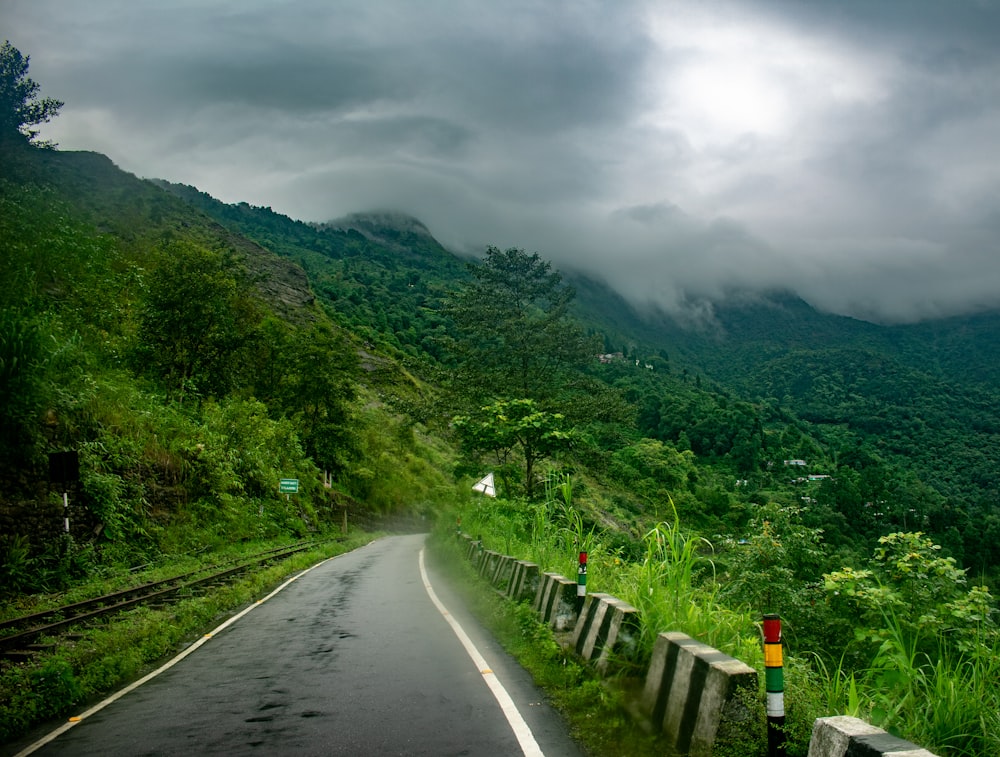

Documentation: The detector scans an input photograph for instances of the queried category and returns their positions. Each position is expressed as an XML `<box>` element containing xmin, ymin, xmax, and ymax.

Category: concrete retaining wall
<box><xmin>640</xmin><ymin>631</ymin><xmax>758</xmax><ymax>757</ymax></box>
<box><xmin>572</xmin><ymin>593</ymin><xmax>640</xmax><ymax>674</ymax></box>
<box><xmin>808</xmin><ymin>716</ymin><xmax>939</xmax><ymax>757</ymax></box>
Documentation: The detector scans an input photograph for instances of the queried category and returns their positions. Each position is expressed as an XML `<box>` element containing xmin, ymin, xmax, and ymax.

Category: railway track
<box><xmin>0</xmin><ymin>540</ymin><xmax>331</xmax><ymax>663</ymax></box>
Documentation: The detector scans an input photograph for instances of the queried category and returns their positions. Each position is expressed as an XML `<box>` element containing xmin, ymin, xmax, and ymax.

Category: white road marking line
<box><xmin>12</xmin><ymin>555</ymin><xmax>340</xmax><ymax>757</ymax></box>
<box><xmin>418</xmin><ymin>547</ymin><xmax>545</xmax><ymax>757</ymax></box>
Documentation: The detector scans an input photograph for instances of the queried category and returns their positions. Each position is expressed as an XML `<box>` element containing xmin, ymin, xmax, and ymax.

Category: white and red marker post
<box><xmin>576</xmin><ymin>551</ymin><xmax>588</xmax><ymax>613</ymax></box>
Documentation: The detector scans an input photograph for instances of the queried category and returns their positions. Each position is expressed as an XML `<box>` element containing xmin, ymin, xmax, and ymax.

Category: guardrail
<box><xmin>455</xmin><ymin>533</ymin><xmax>939</xmax><ymax>757</ymax></box>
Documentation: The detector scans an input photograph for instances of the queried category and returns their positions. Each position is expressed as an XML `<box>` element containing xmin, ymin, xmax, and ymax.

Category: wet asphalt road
<box><xmin>18</xmin><ymin>534</ymin><xmax>584</xmax><ymax>756</ymax></box>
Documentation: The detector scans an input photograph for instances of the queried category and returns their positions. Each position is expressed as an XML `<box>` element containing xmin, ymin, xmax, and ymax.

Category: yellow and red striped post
<box><xmin>764</xmin><ymin>614</ymin><xmax>786</xmax><ymax>756</ymax></box>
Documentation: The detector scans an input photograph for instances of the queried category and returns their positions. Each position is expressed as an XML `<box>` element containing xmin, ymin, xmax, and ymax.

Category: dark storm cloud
<box><xmin>5</xmin><ymin>0</ymin><xmax>1000</xmax><ymax>323</ymax></box>
<box><xmin>75</xmin><ymin>1</ymin><xmax>646</xmax><ymax>130</ymax></box>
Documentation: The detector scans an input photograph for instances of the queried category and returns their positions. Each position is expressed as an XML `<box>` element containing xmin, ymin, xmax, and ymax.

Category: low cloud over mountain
<box><xmin>7</xmin><ymin>0</ymin><xmax>1000</xmax><ymax>323</ymax></box>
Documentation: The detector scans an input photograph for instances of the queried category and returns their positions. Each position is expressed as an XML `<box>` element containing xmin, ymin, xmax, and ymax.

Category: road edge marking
<box><xmin>12</xmin><ymin>554</ymin><xmax>340</xmax><ymax>757</ymax></box>
<box><xmin>418</xmin><ymin>547</ymin><xmax>544</xmax><ymax>757</ymax></box>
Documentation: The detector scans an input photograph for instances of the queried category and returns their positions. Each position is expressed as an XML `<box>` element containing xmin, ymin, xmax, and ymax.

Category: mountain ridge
<box><xmin>308</xmin><ymin>204</ymin><xmax>1000</xmax><ymax>386</ymax></box>
<box><xmin>147</xmin><ymin>180</ymin><xmax>1000</xmax><ymax>393</ymax></box>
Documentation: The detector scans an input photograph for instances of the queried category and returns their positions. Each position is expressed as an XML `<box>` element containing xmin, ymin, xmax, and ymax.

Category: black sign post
<box><xmin>48</xmin><ymin>450</ymin><xmax>80</xmax><ymax>533</ymax></box>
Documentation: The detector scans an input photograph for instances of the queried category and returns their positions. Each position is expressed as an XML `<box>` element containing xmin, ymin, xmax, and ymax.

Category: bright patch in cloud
<box><xmin>670</xmin><ymin>62</ymin><xmax>789</xmax><ymax>142</ymax></box>
<box><xmin>641</xmin><ymin>6</ymin><xmax>888</xmax><ymax>150</ymax></box>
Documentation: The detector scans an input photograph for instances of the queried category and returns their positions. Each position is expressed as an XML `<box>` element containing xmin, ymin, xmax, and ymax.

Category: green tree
<box><xmin>720</xmin><ymin>502</ymin><xmax>826</xmax><ymax>619</ymax></box>
<box><xmin>609</xmin><ymin>438</ymin><xmax>696</xmax><ymax>501</ymax></box>
<box><xmin>453</xmin><ymin>398</ymin><xmax>575</xmax><ymax>498</ymax></box>
<box><xmin>446</xmin><ymin>247</ymin><xmax>596</xmax><ymax>404</ymax></box>
<box><xmin>816</xmin><ymin>466</ymin><xmax>866</xmax><ymax>526</ymax></box>
<box><xmin>279</xmin><ymin>323</ymin><xmax>358</xmax><ymax>477</ymax></box>
<box><xmin>248</xmin><ymin>318</ymin><xmax>358</xmax><ymax>476</ymax></box>
<box><xmin>135</xmin><ymin>241</ymin><xmax>262</xmax><ymax>402</ymax></box>
<box><xmin>0</xmin><ymin>41</ymin><xmax>63</xmax><ymax>147</ymax></box>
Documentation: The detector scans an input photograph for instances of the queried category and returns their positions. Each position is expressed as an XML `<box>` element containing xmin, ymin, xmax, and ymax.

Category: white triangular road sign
<box><xmin>472</xmin><ymin>472</ymin><xmax>496</xmax><ymax>497</ymax></box>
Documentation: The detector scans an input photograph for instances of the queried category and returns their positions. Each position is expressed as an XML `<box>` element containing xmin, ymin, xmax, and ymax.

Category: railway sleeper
<box><xmin>2</xmin><ymin>650</ymin><xmax>36</xmax><ymax>661</ymax></box>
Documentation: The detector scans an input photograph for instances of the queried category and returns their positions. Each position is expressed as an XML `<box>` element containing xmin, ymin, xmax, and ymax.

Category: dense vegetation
<box><xmin>0</xmin><ymin>141</ymin><xmax>458</xmax><ymax>594</ymax></box>
<box><xmin>2</xmin><ymin>42</ymin><xmax>999</xmax><ymax>752</ymax></box>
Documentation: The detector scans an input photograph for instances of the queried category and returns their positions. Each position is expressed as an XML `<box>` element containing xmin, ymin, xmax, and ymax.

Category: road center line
<box><xmin>418</xmin><ymin>547</ymin><xmax>545</xmax><ymax>757</ymax></box>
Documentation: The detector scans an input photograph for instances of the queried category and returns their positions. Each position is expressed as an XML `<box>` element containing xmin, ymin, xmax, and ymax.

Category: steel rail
<box><xmin>0</xmin><ymin>541</ymin><xmax>325</xmax><ymax>660</ymax></box>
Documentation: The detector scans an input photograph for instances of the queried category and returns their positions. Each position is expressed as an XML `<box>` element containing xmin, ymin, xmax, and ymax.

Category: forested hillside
<box><xmin>154</xmin><ymin>175</ymin><xmax>1000</xmax><ymax>578</ymax></box>
<box><xmin>153</xmin><ymin>181</ymin><xmax>469</xmax><ymax>366</ymax></box>
<box><xmin>629</xmin><ymin>293</ymin><xmax>1000</xmax><ymax>573</ymax></box>
<box><xmin>0</xmin><ymin>140</ymin><xmax>460</xmax><ymax>595</ymax></box>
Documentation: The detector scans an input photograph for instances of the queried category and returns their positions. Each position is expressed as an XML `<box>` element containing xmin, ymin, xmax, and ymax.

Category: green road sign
<box><xmin>279</xmin><ymin>478</ymin><xmax>299</xmax><ymax>494</ymax></box>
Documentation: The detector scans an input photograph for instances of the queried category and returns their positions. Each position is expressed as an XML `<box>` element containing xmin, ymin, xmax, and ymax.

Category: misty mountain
<box><xmin>322</xmin><ymin>204</ymin><xmax>1000</xmax><ymax>399</ymax></box>
<box><xmin>319</xmin><ymin>211</ymin><xmax>440</xmax><ymax>251</ymax></box>
<box><xmin>155</xmin><ymin>174</ymin><xmax>1000</xmax><ymax>420</ymax></box>
<box><xmin>152</xmin><ymin>178</ymin><xmax>1000</xmax><ymax>402</ymax></box>
<box><xmin>6</xmin><ymin>142</ymin><xmax>999</xmax><ymax>577</ymax></box>
<box><xmin>572</xmin><ymin>282</ymin><xmax>1000</xmax><ymax>393</ymax></box>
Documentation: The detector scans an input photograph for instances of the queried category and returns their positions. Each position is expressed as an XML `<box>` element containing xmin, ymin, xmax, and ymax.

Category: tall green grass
<box><xmin>452</xmin><ymin>479</ymin><xmax>1000</xmax><ymax>755</ymax></box>
<box><xmin>613</xmin><ymin>505</ymin><xmax>762</xmax><ymax>668</ymax></box>
<box><xmin>462</xmin><ymin>483</ymin><xmax>761</xmax><ymax>664</ymax></box>
<box><xmin>812</xmin><ymin>609</ymin><xmax>1000</xmax><ymax>756</ymax></box>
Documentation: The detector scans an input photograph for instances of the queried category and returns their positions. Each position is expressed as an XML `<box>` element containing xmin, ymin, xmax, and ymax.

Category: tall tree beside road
<box><xmin>0</xmin><ymin>41</ymin><xmax>63</xmax><ymax>147</ymax></box>
<box><xmin>453</xmin><ymin>398</ymin><xmax>575</xmax><ymax>499</ymax></box>
<box><xmin>447</xmin><ymin>246</ymin><xmax>596</xmax><ymax>405</ymax></box>
<box><xmin>447</xmin><ymin>247</ymin><xmax>600</xmax><ymax>497</ymax></box>
<box><xmin>274</xmin><ymin>321</ymin><xmax>359</xmax><ymax>479</ymax></box>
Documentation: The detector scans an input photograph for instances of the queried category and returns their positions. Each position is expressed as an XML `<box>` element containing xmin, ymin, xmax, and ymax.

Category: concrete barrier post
<box><xmin>465</xmin><ymin>538</ymin><xmax>480</xmax><ymax>562</ymax></box>
<box><xmin>640</xmin><ymin>632</ymin><xmax>758</xmax><ymax>757</ymax></box>
<box><xmin>478</xmin><ymin>549</ymin><xmax>500</xmax><ymax>579</ymax></box>
<box><xmin>807</xmin><ymin>716</ymin><xmax>940</xmax><ymax>757</ymax></box>
<box><xmin>533</xmin><ymin>572</ymin><xmax>578</xmax><ymax>631</ymax></box>
<box><xmin>507</xmin><ymin>560</ymin><xmax>539</xmax><ymax>602</ymax></box>
<box><xmin>572</xmin><ymin>594</ymin><xmax>640</xmax><ymax>674</ymax></box>
<box><xmin>491</xmin><ymin>554</ymin><xmax>516</xmax><ymax>591</ymax></box>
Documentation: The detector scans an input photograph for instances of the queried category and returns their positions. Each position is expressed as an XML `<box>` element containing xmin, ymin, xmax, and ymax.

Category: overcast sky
<box><xmin>6</xmin><ymin>0</ymin><xmax>1000</xmax><ymax>323</ymax></box>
